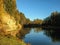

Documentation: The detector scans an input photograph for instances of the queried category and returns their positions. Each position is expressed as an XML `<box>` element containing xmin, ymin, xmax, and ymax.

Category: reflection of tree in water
<box><xmin>44</xmin><ymin>29</ymin><xmax>60</xmax><ymax>42</ymax></box>
<box><xmin>16</xmin><ymin>28</ymin><xmax>31</xmax><ymax>39</ymax></box>
<box><xmin>34</xmin><ymin>28</ymin><xmax>42</xmax><ymax>32</ymax></box>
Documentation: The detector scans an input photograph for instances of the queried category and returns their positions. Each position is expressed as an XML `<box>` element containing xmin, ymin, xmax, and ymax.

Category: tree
<box><xmin>42</xmin><ymin>11</ymin><xmax>60</xmax><ymax>26</ymax></box>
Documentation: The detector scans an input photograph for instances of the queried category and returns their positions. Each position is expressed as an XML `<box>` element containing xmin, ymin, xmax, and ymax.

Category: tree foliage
<box><xmin>19</xmin><ymin>12</ymin><xmax>31</xmax><ymax>25</ymax></box>
<box><xmin>32</xmin><ymin>19</ymin><xmax>43</xmax><ymax>24</ymax></box>
<box><xmin>42</xmin><ymin>12</ymin><xmax>60</xmax><ymax>26</ymax></box>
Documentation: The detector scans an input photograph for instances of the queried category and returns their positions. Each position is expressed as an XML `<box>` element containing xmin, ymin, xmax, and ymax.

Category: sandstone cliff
<box><xmin>0</xmin><ymin>0</ymin><xmax>21</xmax><ymax>36</ymax></box>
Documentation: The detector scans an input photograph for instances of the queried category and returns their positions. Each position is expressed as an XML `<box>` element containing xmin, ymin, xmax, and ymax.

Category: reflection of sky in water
<box><xmin>24</xmin><ymin>29</ymin><xmax>60</xmax><ymax>45</ymax></box>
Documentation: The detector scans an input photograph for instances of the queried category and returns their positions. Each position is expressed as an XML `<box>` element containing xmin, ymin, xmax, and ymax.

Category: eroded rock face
<box><xmin>0</xmin><ymin>13</ymin><xmax>17</xmax><ymax>31</ymax></box>
<box><xmin>0</xmin><ymin>0</ymin><xmax>21</xmax><ymax>36</ymax></box>
<box><xmin>0</xmin><ymin>13</ymin><xmax>20</xmax><ymax>36</ymax></box>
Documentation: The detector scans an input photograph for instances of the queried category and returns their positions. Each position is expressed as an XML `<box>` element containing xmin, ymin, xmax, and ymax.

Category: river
<box><xmin>20</xmin><ymin>28</ymin><xmax>60</xmax><ymax>45</ymax></box>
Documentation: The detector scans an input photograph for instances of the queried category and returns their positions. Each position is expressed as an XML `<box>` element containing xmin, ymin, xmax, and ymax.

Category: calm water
<box><xmin>22</xmin><ymin>28</ymin><xmax>60</xmax><ymax>45</ymax></box>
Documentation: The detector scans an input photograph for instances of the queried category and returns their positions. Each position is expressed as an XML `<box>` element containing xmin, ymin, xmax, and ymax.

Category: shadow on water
<box><xmin>23</xmin><ymin>24</ymin><xmax>42</xmax><ymax>28</ymax></box>
<box><xmin>44</xmin><ymin>28</ymin><xmax>60</xmax><ymax>42</ymax></box>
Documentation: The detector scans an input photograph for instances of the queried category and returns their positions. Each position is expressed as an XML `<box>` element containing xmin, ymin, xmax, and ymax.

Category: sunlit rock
<box><xmin>0</xmin><ymin>0</ymin><xmax>21</xmax><ymax>36</ymax></box>
<box><xmin>0</xmin><ymin>13</ymin><xmax>21</xmax><ymax>36</ymax></box>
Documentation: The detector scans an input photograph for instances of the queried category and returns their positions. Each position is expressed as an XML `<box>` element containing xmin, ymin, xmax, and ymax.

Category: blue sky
<box><xmin>16</xmin><ymin>0</ymin><xmax>60</xmax><ymax>20</ymax></box>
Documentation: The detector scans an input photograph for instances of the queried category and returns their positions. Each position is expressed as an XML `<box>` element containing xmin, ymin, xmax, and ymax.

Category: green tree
<box><xmin>42</xmin><ymin>11</ymin><xmax>60</xmax><ymax>26</ymax></box>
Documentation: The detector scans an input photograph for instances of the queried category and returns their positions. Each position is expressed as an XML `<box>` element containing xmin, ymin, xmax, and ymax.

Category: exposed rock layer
<box><xmin>0</xmin><ymin>0</ymin><xmax>21</xmax><ymax>36</ymax></box>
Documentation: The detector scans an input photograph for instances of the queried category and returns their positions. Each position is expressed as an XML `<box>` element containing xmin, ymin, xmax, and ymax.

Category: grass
<box><xmin>0</xmin><ymin>35</ymin><xmax>26</xmax><ymax>45</ymax></box>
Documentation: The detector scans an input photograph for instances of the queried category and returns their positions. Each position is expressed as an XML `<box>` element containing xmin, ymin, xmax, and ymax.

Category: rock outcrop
<box><xmin>0</xmin><ymin>0</ymin><xmax>21</xmax><ymax>36</ymax></box>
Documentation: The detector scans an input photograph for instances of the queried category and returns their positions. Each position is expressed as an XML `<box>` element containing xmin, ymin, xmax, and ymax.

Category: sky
<box><xmin>16</xmin><ymin>0</ymin><xmax>60</xmax><ymax>20</ymax></box>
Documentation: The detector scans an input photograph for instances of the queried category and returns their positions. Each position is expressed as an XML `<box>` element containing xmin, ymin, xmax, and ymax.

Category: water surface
<box><xmin>22</xmin><ymin>28</ymin><xmax>60</xmax><ymax>45</ymax></box>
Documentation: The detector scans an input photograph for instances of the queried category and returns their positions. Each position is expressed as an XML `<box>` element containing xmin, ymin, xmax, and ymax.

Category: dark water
<box><xmin>21</xmin><ymin>28</ymin><xmax>60</xmax><ymax>45</ymax></box>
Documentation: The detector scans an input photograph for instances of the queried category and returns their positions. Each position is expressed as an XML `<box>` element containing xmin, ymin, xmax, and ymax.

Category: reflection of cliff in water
<box><xmin>17</xmin><ymin>28</ymin><xmax>31</xmax><ymax>39</ymax></box>
<box><xmin>44</xmin><ymin>28</ymin><xmax>60</xmax><ymax>42</ymax></box>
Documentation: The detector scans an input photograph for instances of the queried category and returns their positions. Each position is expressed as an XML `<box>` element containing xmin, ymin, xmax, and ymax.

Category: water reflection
<box><xmin>17</xmin><ymin>28</ymin><xmax>60</xmax><ymax>45</ymax></box>
<box><xmin>24</xmin><ymin>29</ymin><xmax>52</xmax><ymax>45</ymax></box>
<box><xmin>17</xmin><ymin>28</ymin><xmax>31</xmax><ymax>39</ymax></box>
<box><xmin>33</xmin><ymin>28</ymin><xmax>60</xmax><ymax>42</ymax></box>
<box><xmin>33</xmin><ymin>28</ymin><xmax>42</xmax><ymax>32</ymax></box>
<box><xmin>44</xmin><ymin>28</ymin><xmax>60</xmax><ymax>42</ymax></box>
